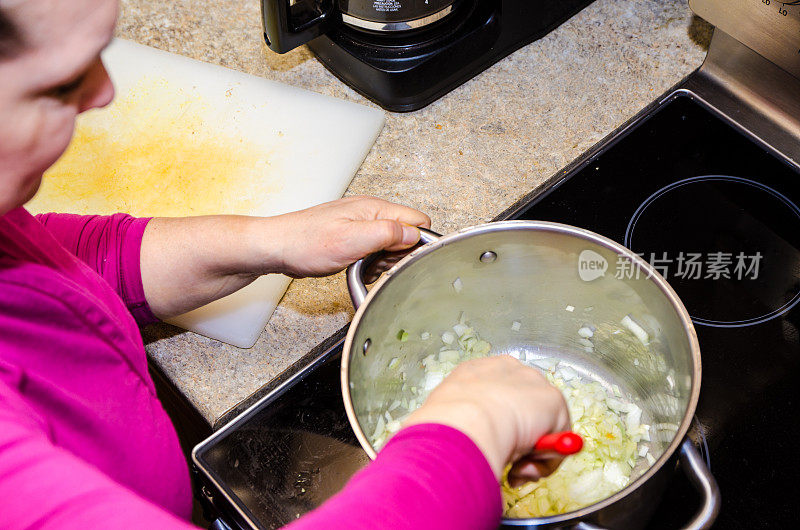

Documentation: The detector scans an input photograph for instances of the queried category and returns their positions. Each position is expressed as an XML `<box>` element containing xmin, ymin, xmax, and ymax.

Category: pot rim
<box><xmin>341</xmin><ymin>220</ymin><xmax>701</xmax><ymax>524</ymax></box>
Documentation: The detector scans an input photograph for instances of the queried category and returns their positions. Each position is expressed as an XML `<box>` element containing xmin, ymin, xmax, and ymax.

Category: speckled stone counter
<box><xmin>117</xmin><ymin>0</ymin><xmax>711</xmax><ymax>427</ymax></box>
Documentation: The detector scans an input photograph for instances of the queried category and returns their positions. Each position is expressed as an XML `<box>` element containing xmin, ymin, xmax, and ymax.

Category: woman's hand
<box><xmin>267</xmin><ymin>196</ymin><xmax>431</xmax><ymax>278</ymax></box>
<box><xmin>403</xmin><ymin>356</ymin><xmax>571</xmax><ymax>485</ymax></box>
<box><xmin>141</xmin><ymin>196</ymin><xmax>430</xmax><ymax>319</ymax></box>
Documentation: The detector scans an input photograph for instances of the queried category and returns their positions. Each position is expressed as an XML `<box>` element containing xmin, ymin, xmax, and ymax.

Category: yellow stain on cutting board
<box><xmin>28</xmin><ymin>77</ymin><xmax>282</xmax><ymax>217</ymax></box>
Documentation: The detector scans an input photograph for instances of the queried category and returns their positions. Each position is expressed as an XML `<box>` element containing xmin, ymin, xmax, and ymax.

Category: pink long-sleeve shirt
<box><xmin>0</xmin><ymin>207</ymin><xmax>501</xmax><ymax>529</ymax></box>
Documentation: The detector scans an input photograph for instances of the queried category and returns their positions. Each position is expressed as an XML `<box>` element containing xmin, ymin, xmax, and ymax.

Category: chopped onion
<box><xmin>558</xmin><ymin>365</ymin><xmax>579</xmax><ymax>381</ymax></box>
<box><xmin>603</xmin><ymin>461</ymin><xmax>629</xmax><ymax>490</ymax></box>
<box><xmin>531</xmin><ymin>357</ymin><xmax>558</xmax><ymax>372</ymax></box>
<box><xmin>453</xmin><ymin>323</ymin><xmax>470</xmax><ymax>337</ymax></box>
<box><xmin>371</xmin><ymin>415</ymin><xmax>385</xmax><ymax>441</ymax></box>
<box><xmin>565</xmin><ymin>305</ymin><xmax>575</xmax><ymax>312</ymax></box>
<box><xmin>621</xmin><ymin>315</ymin><xmax>649</xmax><ymax>345</ymax></box>
<box><xmin>371</xmin><ymin>314</ymin><xmax>653</xmax><ymax>520</ymax></box>
<box><xmin>503</xmin><ymin>361</ymin><xmax>652</xmax><ymax>518</ymax></box>
<box><xmin>423</xmin><ymin>371</ymin><xmax>444</xmax><ymax>392</ymax></box>
<box><xmin>452</xmin><ymin>277</ymin><xmax>463</xmax><ymax>293</ymax></box>
<box><xmin>420</xmin><ymin>331</ymin><xmax>431</xmax><ymax>340</ymax></box>
<box><xmin>439</xmin><ymin>350</ymin><xmax>460</xmax><ymax>364</ymax></box>
<box><xmin>654</xmin><ymin>422</ymin><xmax>680</xmax><ymax>434</ymax></box>
<box><xmin>641</xmin><ymin>424</ymin><xmax>651</xmax><ymax>442</ymax></box>
<box><xmin>625</xmin><ymin>404</ymin><xmax>642</xmax><ymax>434</ymax></box>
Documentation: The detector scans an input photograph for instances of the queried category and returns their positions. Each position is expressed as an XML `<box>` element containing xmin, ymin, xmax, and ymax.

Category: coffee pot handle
<box><xmin>261</xmin><ymin>0</ymin><xmax>333</xmax><ymax>53</ymax></box>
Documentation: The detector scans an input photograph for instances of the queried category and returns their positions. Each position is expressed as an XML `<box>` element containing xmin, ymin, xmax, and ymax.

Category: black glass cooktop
<box><xmin>509</xmin><ymin>94</ymin><xmax>800</xmax><ymax>529</ymax></box>
<box><xmin>196</xmin><ymin>93</ymin><xmax>800</xmax><ymax>529</ymax></box>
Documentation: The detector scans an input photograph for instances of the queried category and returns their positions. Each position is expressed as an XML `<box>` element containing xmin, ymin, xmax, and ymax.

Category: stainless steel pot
<box><xmin>341</xmin><ymin>221</ymin><xmax>720</xmax><ymax>529</ymax></box>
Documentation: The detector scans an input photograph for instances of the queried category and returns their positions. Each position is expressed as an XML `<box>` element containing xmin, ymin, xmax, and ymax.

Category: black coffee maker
<box><xmin>261</xmin><ymin>0</ymin><xmax>595</xmax><ymax>111</ymax></box>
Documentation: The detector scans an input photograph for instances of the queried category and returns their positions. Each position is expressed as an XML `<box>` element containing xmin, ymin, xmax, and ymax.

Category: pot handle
<box><xmin>676</xmin><ymin>439</ymin><xmax>721</xmax><ymax>529</ymax></box>
<box><xmin>346</xmin><ymin>228</ymin><xmax>441</xmax><ymax>309</ymax></box>
<box><xmin>573</xmin><ymin>440</ymin><xmax>720</xmax><ymax>530</ymax></box>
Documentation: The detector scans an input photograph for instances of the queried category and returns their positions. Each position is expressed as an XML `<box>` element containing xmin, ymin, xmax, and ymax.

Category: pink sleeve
<box><xmin>0</xmin><ymin>382</ymin><xmax>196</xmax><ymax>530</ymax></box>
<box><xmin>286</xmin><ymin>423</ymin><xmax>502</xmax><ymax>530</ymax></box>
<box><xmin>35</xmin><ymin>213</ymin><xmax>158</xmax><ymax>325</ymax></box>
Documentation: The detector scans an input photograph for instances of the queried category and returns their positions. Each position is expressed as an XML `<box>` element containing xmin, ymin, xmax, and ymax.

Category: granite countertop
<box><xmin>118</xmin><ymin>0</ymin><xmax>711</xmax><ymax>428</ymax></box>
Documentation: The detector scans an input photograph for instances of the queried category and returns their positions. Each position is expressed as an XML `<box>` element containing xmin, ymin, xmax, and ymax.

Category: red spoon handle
<box><xmin>534</xmin><ymin>431</ymin><xmax>583</xmax><ymax>455</ymax></box>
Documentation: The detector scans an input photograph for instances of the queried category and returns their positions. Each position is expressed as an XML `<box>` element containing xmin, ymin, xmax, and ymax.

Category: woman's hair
<box><xmin>0</xmin><ymin>7</ymin><xmax>23</xmax><ymax>59</ymax></box>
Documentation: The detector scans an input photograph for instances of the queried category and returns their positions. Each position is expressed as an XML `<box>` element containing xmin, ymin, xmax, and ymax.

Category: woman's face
<box><xmin>0</xmin><ymin>0</ymin><xmax>118</xmax><ymax>215</ymax></box>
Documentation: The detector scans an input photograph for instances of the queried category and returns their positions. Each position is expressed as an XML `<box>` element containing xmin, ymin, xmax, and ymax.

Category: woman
<box><xmin>0</xmin><ymin>1</ymin><xmax>570</xmax><ymax>529</ymax></box>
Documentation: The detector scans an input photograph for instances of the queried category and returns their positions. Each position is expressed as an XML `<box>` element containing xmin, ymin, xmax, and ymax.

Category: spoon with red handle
<box><xmin>507</xmin><ymin>431</ymin><xmax>584</xmax><ymax>486</ymax></box>
<box><xmin>533</xmin><ymin>431</ymin><xmax>583</xmax><ymax>455</ymax></box>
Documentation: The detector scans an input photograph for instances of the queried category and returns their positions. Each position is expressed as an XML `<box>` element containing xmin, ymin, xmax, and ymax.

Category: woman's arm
<box><xmin>0</xmin><ymin>383</ymin><xmax>197</xmax><ymax>530</ymax></box>
<box><xmin>287</xmin><ymin>356</ymin><xmax>570</xmax><ymax>529</ymax></box>
<box><xmin>35</xmin><ymin>212</ymin><xmax>157</xmax><ymax>324</ymax></box>
<box><xmin>286</xmin><ymin>424</ymin><xmax>501</xmax><ymax>530</ymax></box>
<box><xmin>36</xmin><ymin>197</ymin><xmax>429</xmax><ymax>321</ymax></box>
<box><xmin>0</xmin><ymin>354</ymin><xmax>565</xmax><ymax>530</ymax></box>
<box><xmin>139</xmin><ymin>196</ymin><xmax>430</xmax><ymax>319</ymax></box>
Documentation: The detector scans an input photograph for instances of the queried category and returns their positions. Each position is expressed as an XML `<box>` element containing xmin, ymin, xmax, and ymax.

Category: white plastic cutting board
<box><xmin>27</xmin><ymin>39</ymin><xmax>385</xmax><ymax>348</ymax></box>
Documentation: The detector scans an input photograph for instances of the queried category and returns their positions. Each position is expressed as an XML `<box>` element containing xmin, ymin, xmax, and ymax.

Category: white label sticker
<box><xmin>373</xmin><ymin>0</ymin><xmax>402</xmax><ymax>13</ymax></box>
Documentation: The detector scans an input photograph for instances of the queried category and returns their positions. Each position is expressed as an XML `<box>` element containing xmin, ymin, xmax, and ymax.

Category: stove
<box><xmin>506</xmin><ymin>93</ymin><xmax>800</xmax><ymax>529</ymax></box>
<box><xmin>194</xmin><ymin>90</ymin><xmax>800</xmax><ymax>530</ymax></box>
<box><xmin>194</xmin><ymin>2</ymin><xmax>800</xmax><ymax>528</ymax></box>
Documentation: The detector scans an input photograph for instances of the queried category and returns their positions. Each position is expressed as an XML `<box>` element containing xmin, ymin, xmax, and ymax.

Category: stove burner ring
<box><xmin>624</xmin><ymin>175</ymin><xmax>800</xmax><ymax>328</ymax></box>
